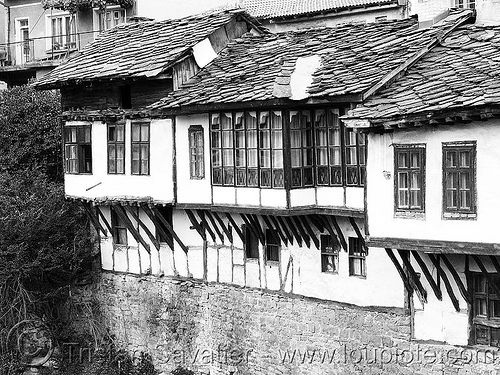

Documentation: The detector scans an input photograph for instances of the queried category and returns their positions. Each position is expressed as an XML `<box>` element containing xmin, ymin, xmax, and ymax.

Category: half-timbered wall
<box><xmin>64</xmin><ymin>118</ymin><xmax>174</xmax><ymax>202</ymax></box>
<box><xmin>95</xmin><ymin>205</ymin><xmax>404</xmax><ymax>308</ymax></box>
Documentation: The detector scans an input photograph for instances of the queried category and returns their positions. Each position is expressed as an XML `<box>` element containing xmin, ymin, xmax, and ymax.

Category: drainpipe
<box><xmin>0</xmin><ymin>1</ymin><xmax>10</xmax><ymax>63</ymax></box>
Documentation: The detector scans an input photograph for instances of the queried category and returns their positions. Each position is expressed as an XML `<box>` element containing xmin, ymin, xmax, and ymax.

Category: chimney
<box><xmin>475</xmin><ymin>0</ymin><xmax>500</xmax><ymax>25</ymax></box>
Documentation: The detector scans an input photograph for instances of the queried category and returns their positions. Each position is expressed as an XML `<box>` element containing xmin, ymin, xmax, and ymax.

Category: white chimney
<box><xmin>475</xmin><ymin>0</ymin><xmax>500</xmax><ymax>25</ymax></box>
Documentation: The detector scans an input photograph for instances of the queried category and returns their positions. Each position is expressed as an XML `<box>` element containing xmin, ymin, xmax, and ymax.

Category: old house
<box><xmin>35</xmin><ymin>6</ymin><xmax>500</xmax><ymax>374</ymax></box>
<box><xmin>344</xmin><ymin>13</ymin><xmax>500</xmax><ymax>347</ymax></box>
<box><xmin>0</xmin><ymin>0</ymin><xmax>156</xmax><ymax>86</ymax></box>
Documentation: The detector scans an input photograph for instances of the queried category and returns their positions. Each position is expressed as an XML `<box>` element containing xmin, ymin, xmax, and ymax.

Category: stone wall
<box><xmin>93</xmin><ymin>272</ymin><xmax>500</xmax><ymax>375</ymax></box>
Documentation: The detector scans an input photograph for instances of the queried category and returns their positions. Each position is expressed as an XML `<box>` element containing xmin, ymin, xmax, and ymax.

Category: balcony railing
<box><xmin>0</xmin><ymin>30</ymin><xmax>101</xmax><ymax>67</ymax></box>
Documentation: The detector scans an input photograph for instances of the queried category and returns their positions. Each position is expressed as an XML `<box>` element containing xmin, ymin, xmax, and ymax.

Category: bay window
<box><xmin>64</xmin><ymin>125</ymin><xmax>92</xmax><ymax>174</ymax></box>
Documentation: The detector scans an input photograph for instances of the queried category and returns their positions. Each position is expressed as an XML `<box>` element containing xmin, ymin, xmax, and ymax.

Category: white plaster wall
<box><xmin>317</xmin><ymin>187</ymin><xmax>344</xmax><ymax>207</ymax></box>
<box><xmin>475</xmin><ymin>0</ymin><xmax>500</xmax><ymax>25</ymax></box>
<box><xmin>412</xmin><ymin>254</ymin><xmax>470</xmax><ymax>345</ymax></box>
<box><xmin>65</xmin><ymin>119</ymin><xmax>174</xmax><ymax>202</ymax></box>
<box><xmin>409</xmin><ymin>0</ymin><xmax>449</xmax><ymax>22</ymax></box>
<box><xmin>175</xmin><ymin>114</ymin><xmax>212</xmax><ymax>205</ymax></box>
<box><xmin>367</xmin><ymin>121</ymin><xmax>500</xmax><ymax>243</ymax></box>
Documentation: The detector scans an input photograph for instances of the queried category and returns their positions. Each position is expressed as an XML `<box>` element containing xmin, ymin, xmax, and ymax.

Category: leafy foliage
<box><xmin>0</xmin><ymin>85</ymin><xmax>94</xmax><ymax>371</ymax></box>
<box><xmin>41</xmin><ymin>0</ymin><xmax>134</xmax><ymax>12</ymax></box>
<box><xmin>0</xmin><ymin>85</ymin><xmax>62</xmax><ymax>182</ymax></box>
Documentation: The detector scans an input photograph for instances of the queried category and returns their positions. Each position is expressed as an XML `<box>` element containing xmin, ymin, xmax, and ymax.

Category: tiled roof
<box><xmin>35</xmin><ymin>9</ymin><xmax>255</xmax><ymax>88</ymax></box>
<box><xmin>150</xmin><ymin>10</ymin><xmax>474</xmax><ymax>111</ymax></box>
<box><xmin>241</xmin><ymin>0</ymin><xmax>398</xmax><ymax>19</ymax></box>
<box><xmin>345</xmin><ymin>24</ymin><xmax>500</xmax><ymax>123</ymax></box>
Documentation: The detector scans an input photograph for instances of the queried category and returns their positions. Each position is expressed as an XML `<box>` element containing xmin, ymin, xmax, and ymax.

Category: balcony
<box><xmin>0</xmin><ymin>30</ymin><xmax>99</xmax><ymax>86</ymax></box>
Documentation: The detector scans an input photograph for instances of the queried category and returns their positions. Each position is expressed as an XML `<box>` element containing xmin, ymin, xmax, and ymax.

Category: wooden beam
<box><xmin>262</xmin><ymin>215</ymin><xmax>287</xmax><ymax>246</ymax></box>
<box><xmin>310</xmin><ymin>214</ymin><xmax>324</xmax><ymax>233</ymax></box>
<box><xmin>328</xmin><ymin>216</ymin><xmax>348</xmax><ymax>252</ymax></box>
<box><xmin>197</xmin><ymin>210</ymin><xmax>217</xmax><ymax>243</ymax></box>
<box><xmin>150</xmin><ymin>205</ymin><xmax>189</xmax><ymax>254</ymax></box>
<box><xmin>284</xmin><ymin>216</ymin><xmax>303</xmax><ymax>247</ymax></box>
<box><xmin>124</xmin><ymin>205</ymin><xmax>160</xmax><ymax>251</ymax></box>
<box><xmin>292</xmin><ymin>216</ymin><xmax>311</xmax><ymax>248</ymax></box>
<box><xmin>317</xmin><ymin>215</ymin><xmax>341</xmax><ymax>249</ymax></box>
<box><xmin>240</xmin><ymin>214</ymin><xmax>264</xmax><ymax>246</ymax></box>
<box><xmin>281</xmin><ymin>255</ymin><xmax>293</xmax><ymax>291</ymax></box>
<box><xmin>113</xmin><ymin>205</ymin><xmax>151</xmax><ymax>254</ymax></box>
<box><xmin>411</xmin><ymin>251</ymin><xmax>442</xmax><ymax>301</ymax></box>
<box><xmin>440</xmin><ymin>254</ymin><xmax>471</xmax><ymax>305</ymax></box>
<box><xmin>489</xmin><ymin>255</ymin><xmax>500</xmax><ymax>274</ymax></box>
<box><xmin>204</xmin><ymin>210</ymin><xmax>225</xmax><ymax>243</ymax></box>
<box><xmin>367</xmin><ymin>237</ymin><xmax>500</xmax><ymax>255</ymax></box>
<box><xmin>141</xmin><ymin>204</ymin><xmax>174</xmax><ymax>250</ymax></box>
<box><xmin>398</xmin><ymin>250</ymin><xmax>427</xmax><ymax>304</ymax></box>
<box><xmin>428</xmin><ymin>254</ymin><xmax>460</xmax><ymax>312</ymax></box>
<box><xmin>81</xmin><ymin>202</ymin><xmax>107</xmax><ymax>236</ymax></box>
<box><xmin>273</xmin><ymin>216</ymin><xmax>294</xmax><ymax>245</ymax></box>
<box><xmin>349</xmin><ymin>217</ymin><xmax>366</xmax><ymax>250</ymax></box>
<box><xmin>471</xmin><ymin>255</ymin><xmax>500</xmax><ymax>300</ymax></box>
<box><xmin>225</xmin><ymin>213</ymin><xmax>244</xmax><ymax>243</ymax></box>
<box><xmin>300</xmin><ymin>216</ymin><xmax>320</xmax><ymax>249</ymax></box>
<box><xmin>212</xmin><ymin>211</ymin><xmax>233</xmax><ymax>243</ymax></box>
<box><xmin>249</xmin><ymin>214</ymin><xmax>266</xmax><ymax>246</ymax></box>
<box><xmin>95</xmin><ymin>206</ymin><xmax>112</xmax><ymax>237</ymax></box>
<box><xmin>385</xmin><ymin>248</ymin><xmax>412</xmax><ymax>294</ymax></box>
<box><xmin>185</xmin><ymin>209</ymin><xmax>206</xmax><ymax>241</ymax></box>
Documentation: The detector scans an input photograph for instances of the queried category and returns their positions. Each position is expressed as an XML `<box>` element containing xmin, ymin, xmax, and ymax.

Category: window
<box><xmin>321</xmin><ymin>235</ymin><xmax>339</xmax><ymax>273</ymax></box>
<box><xmin>211</xmin><ymin>111</ymin><xmax>284</xmax><ymax>188</ymax></box>
<box><xmin>99</xmin><ymin>8</ymin><xmax>126</xmax><ymax>31</ymax></box>
<box><xmin>119</xmin><ymin>85</ymin><xmax>132</xmax><ymax>109</ymax></box>
<box><xmin>244</xmin><ymin>226</ymin><xmax>259</xmax><ymax>259</ymax></box>
<box><xmin>49</xmin><ymin>14</ymin><xmax>76</xmax><ymax>50</ymax></box>
<box><xmin>473</xmin><ymin>273</ymin><xmax>500</xmax><ymax>347</ymax></box>
<box><xmin>290</xmin><ymin>108</ymin><xmax>366</xmax><ymax>188</ymax></box>
<box><xmin>111</xmin><ymin>207</ymin><xmax>128</xmax><ymax>245</ymax></box>
<box><xmin>394</xmin><ymin>144</ymin><xmax>425</xmax><ymax>212</ymax></box>
<box><xmin>131</xmin><ymin>122</ymin><xmax>150</xmax><ymax>175</ymax></box>
<box><xmin>348</xmin><ymin>237</ymin><xmax>366</xmax><ymax>277</ymax></box>
<box><xmin>442</xmin><ymin>142</ymin><xmax>476</xmax><ymax>218</ymax></box>
<box><xmin>156</xmin><ymin>206</ymin><xmax>173</xmax><ymax>244</ymax></box>
<box><xmin>189</xmin><ymin>126</ymin><xmax>205</xmax><ymax>179</ymax></box>
<box><xmin>265</xmin><ymin>229</ymin><xmax>280</xmax><ymax>262</ymax></box>
<box><xmin>454</xmin><ymin>0</ymin><xmax>475</xmax><ymax>9</ymax></box>
<box><xmin>64</xmin><ymin>125</ymin><xmax>92</xmax><ymax>174</ymax></box>
<box><xmin>107</xmin><ymin>123</ymin><xmax>125</xmax><ymax>174</ymax></box>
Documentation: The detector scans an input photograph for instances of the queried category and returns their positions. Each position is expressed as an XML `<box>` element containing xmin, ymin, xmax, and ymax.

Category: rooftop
<box><xmin>240</xmin><ymin>0</ymin><xmax>400</xmax><ymax>19</ymax></box>
<box><xmin>149</xmin><ymin>9</ymin><xmax>474</xmax><ymax>112</ymax></box>
<box><xmin>345</xmin><ymin>23</ymin><xmax>500</xmax><ymax>125</ymax></box>
<box><xmin>35</xmin><ymin>9</ymin><xmax>260</xmax><ymax>88</ymax></box>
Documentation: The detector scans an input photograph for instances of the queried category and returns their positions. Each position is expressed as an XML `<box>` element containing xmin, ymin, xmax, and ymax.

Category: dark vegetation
<box><xmin>0</xmin><ymin>85</ymin><xmax>157</xmax><ymax>374</ymax></box>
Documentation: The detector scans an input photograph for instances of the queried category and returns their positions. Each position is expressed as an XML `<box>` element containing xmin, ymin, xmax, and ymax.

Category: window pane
<box><xmin>260</xmin><ymin>150</ymin><xmax>270</xmax><ymax>168</ymax></box>
<box><xmin>410</xmin><ymin>151</ymin><xmax>420</xmax><ymax>168</ymax></box>
<box><xmin>211</xmin><ymin>132</ymin><xmax>221</xmax><ymax>148</ymax></box>
<box><xmin>132</xmin><ymin>124</ymin><xmax>140</xmax><ymax>142</ymax></box>
<box><xmin>446</xmin><ymin>151</ymin><xmax>457</xmax><ymax>167</ymax></box>
<box><xmin>271</xmin><ymin>130</ymin><xmax>282</xmax><ymax>149</ymax></box>
<box><xmin>272</xmin><ymin>150</ymin><xmax>283</xmax><ymax>168</ymax></box>
<box><xmin>221</xmin><ymin>113</ymin><xmax>232</xmax><ymax>130</ymax></box>
<box><xmin>247</xmin><ymin>149</ymin><xmax>257</xmax><ymax>167</ymax></box>
<box><xmin>398</xmin><ymin>152</ymin><xmax>408</xmax><ymax>168</ymax></box>
<box><xmin>212</xmin><ymin>150</ymin><xmax>221</xmax><ymax>167</ymax></box>
<box><xmin>459</xmin><ymin>150</ymin><xmax>470</xmax><ymax>167</ymax></box>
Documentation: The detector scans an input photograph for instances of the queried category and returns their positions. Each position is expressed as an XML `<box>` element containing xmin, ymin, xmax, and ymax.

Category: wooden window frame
<box><xmin>442</xmin><ymin>141</ymin><xmax>476</xmax><ymax>219</ymax></box>
<box><xmin>320</xmin><ymin>234</ymin><xmax>339</xmax><ymax>274</ymax></box>
<box><xmin>64</xmin><ymin>124</ymin><xmax>92</xmax><ymax>174</ymax></box>
<box><xmin>244</xmin><ymin>225</ymin><xmax>259</xmax><ymax>260</ymax></box>
<box><xmin>131</xmin><ymin>122</ymin><xmax>150</xmax><ymax>176</ymax></box>
<box><xmin>188</xmin><ymin>125</ymin><xmax>205</xmax><ymax>179</ymax></box>
<box><xmin>394</xmin><ymin>144</ymin><xmax>426</xmax><ymax>213</ymax></box>
<box><xmin>111</xmin><ymin>207</ymin><xmax>128</xmax><ymax>246</ymax></box>
<box><xmin>210</xmin><ymin>111</ymin><xmax>284</xmax><ymax>189</ymax></box>
<box><xmin>348</xmin><ymin>237</ymin><xmax>366</xmax><ymax>277</ymax></box>
<box><xmin>472</xmin><ymin>273</ymin><xmax>500</xmax><ymax>347</ymax></box>
<box><xmin>265</xmin><ymin>228</ymin><xmax>280</xmax><ymax>262</ymax></box>
<box><xmin>107</xmin><ymin>122</ymin><xmax>125</xmax><ymax>174</ymax></box>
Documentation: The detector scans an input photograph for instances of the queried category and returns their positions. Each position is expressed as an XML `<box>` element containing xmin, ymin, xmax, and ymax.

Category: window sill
<box><xmin>349</xmin><ymin>274</ymin><xmax>367</xmax><ymax>279</ymax></box>
<box><xmin>473</xmin><ymin>317</ymin><xmax>500</xmax><ymax>329</ymax></box>
<box><xmin>442</xmin><ymin>212</ymin><xmax>477</xmax><ymax>220</ymax></box>
<box><xmin>395</xmin><ymin>211</ymin><xmax>425</xmax><ymax>220</ymax></box>
<box><xmin>266</xmin><ymin>260</ymin><xmax>279</xmax><ymax>265</ymax></box>
<box><xmin>246</xmin><ymin>258</ymin><xmax>259</xmax><ymax>262</ymax></box>
<box><xmin>321</xmin><ymin>271</ymin><xmax>339</xmax><ymax>275</ymax></box>
<box><xmin>66</xmin><ymin>172</ymin><xmax>93</xmax><ymax>175</ymax></box>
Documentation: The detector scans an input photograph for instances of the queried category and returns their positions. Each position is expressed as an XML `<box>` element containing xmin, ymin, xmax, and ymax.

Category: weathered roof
<box><xmin>345</xmin><ymin>23</ymin><xmax>500</xmax><ymax>124</ymax></box>
<box><xmin>150</xmin><ymin>9</ymin><xmax>474</xmax><ymax>111</ymax></box>
<box><xmin>241</xmin><ymin>0</ymin><xmax>399</xmax><ymax>19</ymax></box>
<box><xmin>35</xmin><ymin>9</ymin><xmax>258</xmax><ymax>88</ymax></box>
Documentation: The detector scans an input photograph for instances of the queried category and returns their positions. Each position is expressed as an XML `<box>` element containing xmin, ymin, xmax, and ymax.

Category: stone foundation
<box><xmin>92</xmin><ymin>272</ymin><xmax>500</xmax><ymax>374</ymax></box>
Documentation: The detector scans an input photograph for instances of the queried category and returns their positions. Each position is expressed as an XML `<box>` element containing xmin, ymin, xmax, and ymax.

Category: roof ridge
<box><xmin>361</xmin><ymin>9</ymin><xmax>475</xmax><ymax>101</ymax></box>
